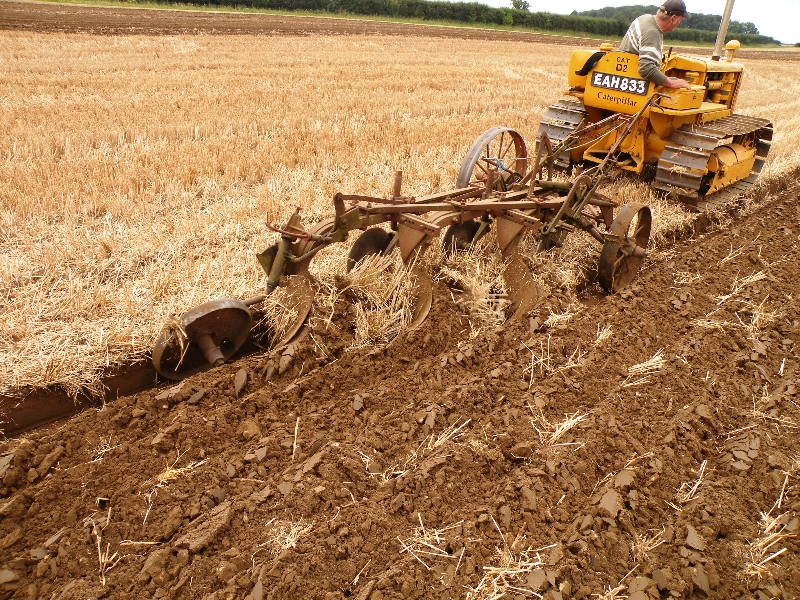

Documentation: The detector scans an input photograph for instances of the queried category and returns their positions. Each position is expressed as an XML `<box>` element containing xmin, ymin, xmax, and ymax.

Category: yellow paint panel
<box><xmin>658</xmin><ymin>86</ymin><xmax>705</xmax><ymax>111</ymax></box>
<box><xmin>568</xmin><ymin>49</ymin><xmax>596</xmax><ymax>89</ymax></box>
<box><xmin>651</xmin><ymin>103</ymin><xmax>731</xmax><ymax>119</ymax></box>
<box><xmin>583</xmin><ymin>52</ymin><xmax>656</xmax><ymax>115</ymax></box>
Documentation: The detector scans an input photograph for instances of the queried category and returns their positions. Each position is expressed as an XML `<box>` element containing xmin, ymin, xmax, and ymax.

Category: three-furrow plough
<box><xmin>152</xmin><ymin>96</ymin><xmax>662</xmax><ymax>380</ymax></box>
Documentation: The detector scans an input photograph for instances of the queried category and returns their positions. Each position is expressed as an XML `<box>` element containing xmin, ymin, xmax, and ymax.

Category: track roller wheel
<box><xmin>152</xmin><ymin>299</ymin><xmax>252</xmax><ymax>380</ymax></box>
<box><xmin>347</xmin><ymin>228</ymin><xmax>393</xmax><ymax>272</ymax></box>
<box><xmin>597</xmin><ymin>204</ymin><xmax>651</xmax><ymax>293</ymax></box>
<box><xmin>456</xmin><ymin>127</ymin><xmax>527</xmax><ymax>188</ymax></box>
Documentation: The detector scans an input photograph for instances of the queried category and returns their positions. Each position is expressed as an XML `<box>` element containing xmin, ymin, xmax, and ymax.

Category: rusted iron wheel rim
<box><xmin>456</xmin><ymin>127</ymin><xmax>527</xmax><ymax>189</ymax></box>
<box><xmin>597</xmin><ymin>204</ymin><xmax>651</xmax><ymax>293</ymax></box>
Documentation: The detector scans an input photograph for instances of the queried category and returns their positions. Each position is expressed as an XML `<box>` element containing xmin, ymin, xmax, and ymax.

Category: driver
<box><xmin>619</xmin><ymin>0</ymin><xmax>692</xmax><ymax>90</ymax></box>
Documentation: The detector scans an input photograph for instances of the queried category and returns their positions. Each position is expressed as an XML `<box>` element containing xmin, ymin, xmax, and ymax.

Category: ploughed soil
<box><xmin>2</xmin><ymin>4</ymin><xmax>800</xmax><ymax>600</ymax></box>
<box><xmin>1</xmin><ymin>176</ymin><xmax>800</xmax><ymax>600</ymax></box>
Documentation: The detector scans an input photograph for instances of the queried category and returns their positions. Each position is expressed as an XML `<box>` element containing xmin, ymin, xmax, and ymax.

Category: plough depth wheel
<box><xmin>456</xmin><ymin>127</ymin><xmax>528</xmax><ymax>188</ymax></box>
<box><xmin>597</xmin><ymin>204</ymin><xmax>651</xmax><ymax>293</ymax></box>
<box><xmin>152</xmin><ymin>276</ymin><xmax>314</xmax><ymax>380</ymax></box>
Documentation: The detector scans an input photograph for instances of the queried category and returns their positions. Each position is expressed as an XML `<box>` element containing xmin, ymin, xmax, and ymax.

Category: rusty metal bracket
<box><xmin>501</xmin><ymin>209</ymin><xmax>543</xmax><ymax>228</ymax></box>
<box><xmin>399</xmin><ymin>213</ymin><xmax>440</xmax><ymax>235</ymax></box>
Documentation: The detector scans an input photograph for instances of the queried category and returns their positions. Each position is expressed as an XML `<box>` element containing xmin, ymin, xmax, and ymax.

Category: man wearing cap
<box><xmin>619</xmin><ymin>0</ymin><xmax>692</xmax><ymax>90</ymax></box>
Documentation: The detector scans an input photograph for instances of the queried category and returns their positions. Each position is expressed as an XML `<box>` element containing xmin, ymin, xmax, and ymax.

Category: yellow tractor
<box><xmin>533</xmin><ymin>0</ymin><xmax>771</xmax><ymax>210</ymax></box>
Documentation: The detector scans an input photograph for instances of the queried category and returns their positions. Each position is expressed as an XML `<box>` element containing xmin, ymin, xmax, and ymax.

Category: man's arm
<box><xmin>638</xmin><ymin>43</ymin><xmax>691</xmax><ymax>89</ymax></box>
<box><xmin>635</xmin><ymin>23</ymin><xmax>690</xmax><ymax>89</ymax></box>
<box><xmin>636</xmin><ymin>24</ymin><xmax>668</xmax><ymax>86</ymax></box>
<box><xmin>661</xmin><ymin>76</ymin><xmax>692</xmax><ymax>89</ymax></box>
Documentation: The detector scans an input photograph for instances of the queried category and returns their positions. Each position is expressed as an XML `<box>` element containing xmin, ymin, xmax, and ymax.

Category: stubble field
<box><xmin>2</xmin><ymin>4</ymin><xmax>800</xmax><ymax>600</ymax></box>
<box><xmin>2</xmin><ymin>7</ymin><xmax>800</xmax><ymax>398</ymax></box>
<box><xmin>1</xmin><ymin>24</ymin><xmax>604</xmax><ymax>398</ymax></box>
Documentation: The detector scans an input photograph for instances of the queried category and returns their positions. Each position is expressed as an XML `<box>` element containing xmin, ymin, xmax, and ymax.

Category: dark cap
<box><xmin>660</xmin><ymin>0</ymin><xmax>689</xmax><ymax>16</ymax></box>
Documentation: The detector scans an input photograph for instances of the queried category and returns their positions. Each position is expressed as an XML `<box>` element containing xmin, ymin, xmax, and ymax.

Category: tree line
<box><xmin>574</xmin><ymin>5</ymin><xmax>762</xmax><ymax>36</ymax></box>
<box><xmin>167</xmin><ymin>0</ymin><xmax>781</xmax><ymax>45</ymax></box>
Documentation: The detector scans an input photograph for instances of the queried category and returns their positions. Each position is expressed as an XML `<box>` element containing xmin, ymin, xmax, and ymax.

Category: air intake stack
<box><xmin>712</xmin><ymin>0</ymin><xmax>736</xmax><ymax>61</ymax></box>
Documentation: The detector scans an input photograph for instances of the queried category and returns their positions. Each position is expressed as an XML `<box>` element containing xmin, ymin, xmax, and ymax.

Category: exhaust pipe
<box><xmin>712</xmin><ymin>0</ymin><xmax>736</xmax><ymax>61</ymax></box>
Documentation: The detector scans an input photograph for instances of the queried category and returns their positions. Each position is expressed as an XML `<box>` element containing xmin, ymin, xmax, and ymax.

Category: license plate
<box><xmin>590</xmin><ymin>72</ymin><xmax>648</xmax><ymax>96</ymax></box>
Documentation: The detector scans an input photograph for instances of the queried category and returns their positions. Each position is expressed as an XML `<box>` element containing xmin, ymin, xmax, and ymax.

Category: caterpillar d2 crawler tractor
<box><xmin>534</xmin><ymin>0</ymin><xmax>771</xmax><ymax>211</ymax></box>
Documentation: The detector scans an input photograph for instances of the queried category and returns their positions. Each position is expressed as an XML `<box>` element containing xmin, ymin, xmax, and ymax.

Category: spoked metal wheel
<box><xmin>456</xmin><ymin>127</ymin><xmax>527</xmax><ymax>189</ymax></box>
<box><xmin>597</xmin><ymin>204</ymin><xmax>651</xmax><ymax>293</ymax></box>
<box><xmin>453</xmin><ymin>128</ymin><xmax>526</xmax><ymax>253</ymax></box>
<box><xmin>347</xmin><ymin>228</ymin><xmax>393</xmax><ymax>272</ymax></box>
<box><xmin>152</xmin><ymin>299</ymin><xmax>253</xmax><ymax>380</ymax></box>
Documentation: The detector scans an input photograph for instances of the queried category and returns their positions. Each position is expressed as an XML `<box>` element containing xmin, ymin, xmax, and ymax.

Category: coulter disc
<box><xmin>346</xmin><ymin>228</ymin><xmax>393</xmax><ymax>272</ymax></box>
<box><xmin>152</xmin><ymin>299</ymin><xmax>252</xmax><ymax>381</ymax></box>
<box><xmin>441</xmin><ymin>220</ymin><xmax>490</xmax><ymax>256</ymax></box>
<box><xmin>597</xmin><ymin>204</ymin><xmax>651</xmax><ymax>293</ymax></box>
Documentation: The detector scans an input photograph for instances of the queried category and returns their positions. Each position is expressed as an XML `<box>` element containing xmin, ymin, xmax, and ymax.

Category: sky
<box><xmin>469</xmin><ymin>1</ymin><xmax>797</xmax><ymax>44</ymax></box>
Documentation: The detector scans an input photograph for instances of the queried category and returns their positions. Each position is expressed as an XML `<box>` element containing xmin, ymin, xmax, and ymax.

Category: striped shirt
<box><xmin>619</xmin><ymin>14</ymin><xmax>667</xmax><ymax>86</ymax></box>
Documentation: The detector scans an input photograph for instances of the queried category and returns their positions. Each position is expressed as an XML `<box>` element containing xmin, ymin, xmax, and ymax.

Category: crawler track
<box><xmin>654</xmin><ymin>114</ymin><xmax>773</xmax><ymax>210</ymax></box>
<box><xmin>536</xmin><ymin>98</ymin><xmax>587</xmax><ymax>169</ymax></box>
